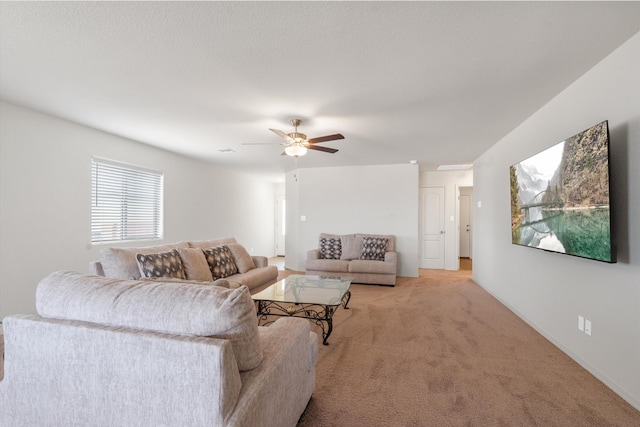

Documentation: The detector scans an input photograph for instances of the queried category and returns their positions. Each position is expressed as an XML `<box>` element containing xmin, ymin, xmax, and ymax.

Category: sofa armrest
<box><xmin>384</xmin><ymin>251</ymin><xmax>397</xmax><ymax>264</ymax></box>
<box><xmin>252</xmin><ymin>256</ymin><xmax>268</xmax><ymax>268</ymax></box>
<box><xmin>229</xmin><ymin>318</ymin><xmax>317</xmax><ymax>427</ymax></box>
<box><xmin>307</xmin><ymin>249</ymin><xmax>320</xmax><ymax>260</ymax></box>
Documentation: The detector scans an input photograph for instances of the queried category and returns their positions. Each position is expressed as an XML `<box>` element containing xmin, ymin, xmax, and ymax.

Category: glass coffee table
<box><xmin>252</xmin><ymin>275</ymin><xmax>352</xmax><ymax>345</ymax></box>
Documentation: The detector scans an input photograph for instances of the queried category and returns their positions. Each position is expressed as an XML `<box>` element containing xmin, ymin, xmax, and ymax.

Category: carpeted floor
<box><xmin>295</xmin><ymin>269</ymin><xmax>640</xmax><ymax>426</ymax></box>
<box><xmin>1</xmin><ymin>270</ymin><xmax>638</xmax><ymax>425</ymax></box>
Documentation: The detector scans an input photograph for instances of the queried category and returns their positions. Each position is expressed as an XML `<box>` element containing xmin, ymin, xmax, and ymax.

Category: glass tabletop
<box><xmin>252</xmin><ymin>275</ymin><xmax>352</xmax><ymax>306</ymax></box>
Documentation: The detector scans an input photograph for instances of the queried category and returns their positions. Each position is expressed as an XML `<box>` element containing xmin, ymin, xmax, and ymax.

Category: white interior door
<box><xmin>420</xmin><ymin>186</ymin><xmax>445</xmax><ymax>269</ymax></box>
<box><xmin>275</xmin><ymin>195</ymin><xmax>286</xmax><ymax>256</ymax></box>
<box><xmin>459</xmin><ymin>193</ymin><xmax>472</xmax><ymax>258</ymax></box>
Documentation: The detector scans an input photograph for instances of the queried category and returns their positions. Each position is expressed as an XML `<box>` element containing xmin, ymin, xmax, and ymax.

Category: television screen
<box><xmin>510</xmin><ymin>121</ymin><xmax>616</xmax><ymax>263</ymax></box>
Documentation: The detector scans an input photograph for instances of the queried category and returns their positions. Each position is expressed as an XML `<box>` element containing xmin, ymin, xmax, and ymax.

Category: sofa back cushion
<box><xmin>36</xmin><ymin>271</ymin><xmax>263</xmax><ymax>371</ymax></box>
<box><xmin>176</xmin><ymin>247</ymin><xmax>214</xmax><ymax>281</ymax></box>
<box><xmin>100</xmin><ymin>242</ymin><xmax>190</xmax><ymax>280</ymax></box>
<box><xmin>188</xmin><ymin>237</ymin><xmax>237</xmax><ymax>249</ymax></box>
<box><xmin>227</xmin><ymin>243</ymin><xmax>256</xmax><ymax>273</ymax></box>
<box><xmin>340</xmin><ymin>234</ymin><xmax>361</xmax><ymax>260</ymax></box>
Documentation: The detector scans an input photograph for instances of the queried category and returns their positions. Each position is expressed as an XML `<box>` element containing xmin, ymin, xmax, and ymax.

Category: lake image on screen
<box><xmin>510</xmin><ymin>121</ymin><xmax>613</xmax><ymax>262</ymax></box>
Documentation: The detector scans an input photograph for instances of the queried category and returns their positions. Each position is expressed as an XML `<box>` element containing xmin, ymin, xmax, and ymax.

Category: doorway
<box><xmin>419</xmin><ymin>186</ymin><xmax>445</xmax><ymax>269</ymax></box>
<box><xmin>275</xmin><ymin>194</ymin><xmax>286</xmax><ymax>256</ymax></box>
<box><xmin>459</xmin><ymin>186</ymin><xmax>473</xmax><ymax>270</ymax></box>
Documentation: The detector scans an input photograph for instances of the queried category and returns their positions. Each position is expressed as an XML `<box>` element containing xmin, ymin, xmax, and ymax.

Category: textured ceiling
<box><xmin>2</xmin><ymin>2</ymin><xmax>639</xmax><ymax>180</ymax></box>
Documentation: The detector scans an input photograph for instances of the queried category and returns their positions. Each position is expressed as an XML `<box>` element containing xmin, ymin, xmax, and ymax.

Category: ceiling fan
<box><xmin>244</xmin><ymin>119</ymin><xmax>344</xmax><ymax>157</ymax></box>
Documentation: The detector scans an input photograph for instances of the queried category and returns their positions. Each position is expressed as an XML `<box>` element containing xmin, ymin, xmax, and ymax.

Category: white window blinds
<box><xmin>91</xmin><ymin>157</ymin><xmax>163</xmax><ymax>243</ymax></box>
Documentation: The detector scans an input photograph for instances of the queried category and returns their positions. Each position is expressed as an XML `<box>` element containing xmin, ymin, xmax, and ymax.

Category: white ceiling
<box><xmin>2</xmin><ymin>2</ymin><xmax>639</xmax><ymax>180</ymax></box>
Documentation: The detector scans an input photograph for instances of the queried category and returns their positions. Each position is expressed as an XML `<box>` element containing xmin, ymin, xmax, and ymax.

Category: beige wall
<box><xmin>0</xmin><ymin>102</ymin><xmax>277</xmax><ymax>318</ymax></box>
<box><xmin>473</xmin><ymin>32</ymin><xmax>640</xmax><ymax>410</ymax></box>
<box><xmin>285</xmin><ymin>164</ymin><xmax>420</xmax><ymax>277</ymax></box>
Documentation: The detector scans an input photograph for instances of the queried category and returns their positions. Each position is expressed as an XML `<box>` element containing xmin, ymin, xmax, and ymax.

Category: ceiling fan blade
<box><xmin>307</xmin><ymin>133</ymin><xmax>345</xmax><ymax>144</ymax></box>
<box><xmin>269</xmin><ymin>128</ymin><xmax>290</xmax><ymax>140</ymax></box>
<box><xmin>307</xmin><ymin>145</ymin><xmax>338</xmax><ymax>154</ymax></box>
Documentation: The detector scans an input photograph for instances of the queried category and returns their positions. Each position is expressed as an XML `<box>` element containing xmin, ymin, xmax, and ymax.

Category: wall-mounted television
<box><xmin>510</xmin><ymin>120</ymin><xmax>616</xmax><ymax>263</ymax></box>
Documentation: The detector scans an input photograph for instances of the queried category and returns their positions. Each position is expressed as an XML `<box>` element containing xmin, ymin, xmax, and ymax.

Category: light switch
<box><xmin>300</xmin><ymin>215</ymin><xmax>307</xmax><ymax>222</ymax></box>
<box><xmin>477</xmin><ymin>201</ymin><xmax>482</xmax><ymax>208</ymax></box>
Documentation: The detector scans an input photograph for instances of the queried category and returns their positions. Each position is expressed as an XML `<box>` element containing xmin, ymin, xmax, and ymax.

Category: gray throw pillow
<box><xmin>319</xmin><ymin>237</ymin><xmax>342</xmax><ymax>259</ymax></box>
<box><xmin>360</xmin><ymin>237</ymin><xmax>388</xmax><ymax>261</ymax></box>
<box><xmin>202</xmin><ymin>245</ymin><xmax>239</xmax><ymax>280</ymax></box>
<box><xmin>136</xmin><ymin>249</ymin><xmax>187</xmax><ymax>279</ymax></box>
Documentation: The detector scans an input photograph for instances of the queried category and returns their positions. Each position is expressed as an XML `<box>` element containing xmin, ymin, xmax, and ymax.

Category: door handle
<box><xmin>440</xmin><ymin>231</ymin><xmax>445</xmax><ymax>234</ymax></box>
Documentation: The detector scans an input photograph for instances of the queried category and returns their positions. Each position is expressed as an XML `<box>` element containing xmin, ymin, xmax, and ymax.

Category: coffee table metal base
<box><xmin>256</xmin><ymin>290</ymin><xmax>351</xmax><ymax>345</ymax></box>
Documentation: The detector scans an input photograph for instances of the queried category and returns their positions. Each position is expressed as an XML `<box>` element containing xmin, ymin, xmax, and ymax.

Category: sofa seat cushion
<box><xmin>305</xmin><ymin>259</ymin><xmax>350</xmax><ymax>273</ymax></box>
<box><xmin>226</xmin><ymin>266</ymin><xmax>278</xmax><ymax>289</ymax></box>
<box><xmin>36</xmin><ymin>271</ymin><xmax>263</xmax><ymax>371</ymax></box>
<box><xmin>349</xmin><ymin>259</ymin><xmax>396</xmax><ymax>275</ymax></box>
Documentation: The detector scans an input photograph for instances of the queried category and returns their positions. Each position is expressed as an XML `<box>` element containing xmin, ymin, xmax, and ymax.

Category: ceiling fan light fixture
<box><xmin>285</xmin><ymin>144</ymin><xmax>307</xmax><ymax>157</ymax></box>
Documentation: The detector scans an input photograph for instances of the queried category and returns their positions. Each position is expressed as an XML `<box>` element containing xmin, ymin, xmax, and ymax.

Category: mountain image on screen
<box><xmin>509</xmin><ymin>121</ymin><xmax>615</xmax><ymax>263</ymax></box>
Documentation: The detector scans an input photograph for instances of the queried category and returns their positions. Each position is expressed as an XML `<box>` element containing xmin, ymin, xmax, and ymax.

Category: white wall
<box><xmin>419</xmin><ymin>170</ymin><xmax>474</xmax><ymax>270</ymax></box>
<box><xmin>285</xmin><ymin>164</ymin><xmax>419</xmax><ymax>277</ymax></box>
<box><xmin>473</xmin><ymin>32</ymin><xmax>640</xmax><ymax>409</ymax></box>
<box><xmin>0</xmin><ymin>102</ymin><xmax>276</xmax><ymax>318</ymax></box>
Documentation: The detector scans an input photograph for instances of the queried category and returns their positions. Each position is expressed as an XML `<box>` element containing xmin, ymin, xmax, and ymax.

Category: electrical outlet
<box><xmin>578</xmin><ymin>315</ymin><xmax>585</xmax><ymax>332</ymax></box>
<box><xmin>585</xmin><ymin>319</ymin><xmax>592</xmax><ymax>336</ymax></box>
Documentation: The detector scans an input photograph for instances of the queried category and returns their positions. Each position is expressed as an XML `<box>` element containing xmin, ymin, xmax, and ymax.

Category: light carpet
<box><xmin>295</xmin><ymin>269</ymin><xmax>640</xmax><ymax>426</ymax></box>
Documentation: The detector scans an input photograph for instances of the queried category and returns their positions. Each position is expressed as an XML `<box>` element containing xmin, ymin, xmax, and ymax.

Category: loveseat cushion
<box><xmin>36</xmin><ymin>271</ymin><xmax>263</xmax><ymax>371</ymax></box>
<box><xmin>349</xmin><ymin>259</ymin><xmax>397</xmax><ymax>275</ymax></box>
<box><xmin>340</xmin><ymin>234</ymin><xmax>362</xmax><ymax>260</ymax></box>
<box><xmin>304</xmin><ymin>259</ymin><xmax>350</xmax><ymax>273</ymax></box>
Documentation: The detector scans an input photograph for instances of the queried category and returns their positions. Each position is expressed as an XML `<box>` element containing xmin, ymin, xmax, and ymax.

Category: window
<box><xmin>91</xmin><ymin>157</ymin><xmax>163</xmax><ymax>243</ymax></box>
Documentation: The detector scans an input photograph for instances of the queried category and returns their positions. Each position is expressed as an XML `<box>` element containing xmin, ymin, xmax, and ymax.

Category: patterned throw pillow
<box><xmin>202</xmin><ymin>245</ymin><xmax>239</xmax><ymax>280</ymax></box>
<box><xmin>360</xmin><ymin>237</ymin><xmax>388</xmax><ymax>261</ymax></box>
<box><xmin>319</xmin><ymin>237</ymin><xmax>342</xmax><ymax>259</ymax></box>
<box><xmin>136</xmin><ymin>249</ymin><xmax>187</xmax><ymax>279</ymax></box>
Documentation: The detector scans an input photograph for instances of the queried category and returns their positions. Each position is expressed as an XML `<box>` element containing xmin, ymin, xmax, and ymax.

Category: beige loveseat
<box><xmin>305</xmin><ymin>233</ymin><xmax>397</xmax><ymax>286</ymax></box>
<box><xmin>0</xmin><ymin>271</ymin><xmax>317</xmax><ymax>427</ymax></box>
<box><xmin>89</xmin><ymin>237</ymin><xmax>278</xmax><ymax>294</ymax></box>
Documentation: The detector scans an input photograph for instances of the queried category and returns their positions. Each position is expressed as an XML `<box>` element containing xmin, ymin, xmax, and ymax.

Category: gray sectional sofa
<box><xmin>305</xmin><ymin>233</ymin><xmax>397</xmax><ymax>286</ymax></box>
<box><xmin>0</xmin><ymin>271</ymin><xmax>317</xmax><ymax>427</ymax></box>
<box><xmin>89</xmin><ymin>237</ymin><xmax>278</xmax><ymax>294</ymax></box>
